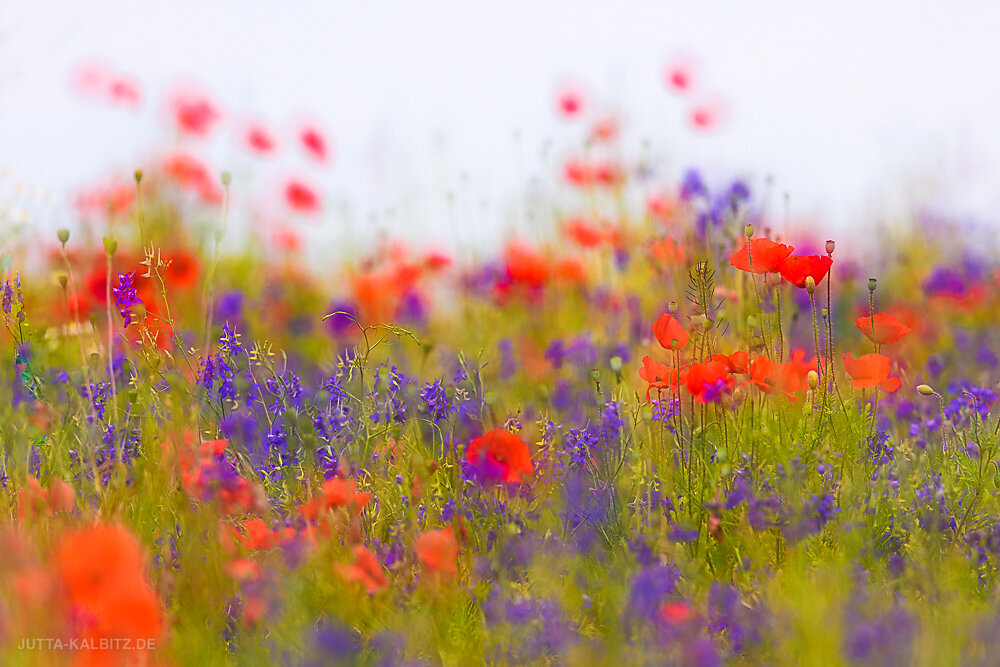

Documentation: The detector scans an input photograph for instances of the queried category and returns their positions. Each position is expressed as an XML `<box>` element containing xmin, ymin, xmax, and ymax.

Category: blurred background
<box><xmin>2</xmin><ymin>0</ymin><xmax>999</xmax><ymax>256</ymax></box>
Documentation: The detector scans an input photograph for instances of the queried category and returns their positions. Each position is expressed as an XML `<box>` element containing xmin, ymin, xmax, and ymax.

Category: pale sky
<box><xmin>2</xmin><ymin>1</ymin><xmax>999</xmax><ymax>255</ymax></box>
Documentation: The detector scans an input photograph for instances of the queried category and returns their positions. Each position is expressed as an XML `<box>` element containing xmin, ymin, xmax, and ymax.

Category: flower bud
<box><xmin>609</xmin><ymin>356</ymin><xmax>623</xmax><ymax>373</ymax></box>
<box><xmin>807</xmin><ymin>370</ymin><xmax>818</xmax><ymax>390</ymax></box>
<box><xmin>103</xmin><ymin>236</ymin><xmax>117</xmax><ymax>256</ymax></box>
<box><xmin>805</xmin><ymin>276</ymin><xmax>816</xmax><ymax>295</ymax></box>
<box><xmin>57</xmin><ymin>275</ymin><xmax>68</xmax><ymax>289</ymax></box>
<box><xmin>220</xmin><ymin>171</ymin><xmax>232</xmax><ymax>186</ymax></box>
<box><xmin>917</xmin><ymin>384</ymin><xmax>935</xmax><ymax>396</ymax></box>
<box><xmin>134</xmin><ymin>169</ymin><xmax>143</xmax><ymax>184</ymax></box>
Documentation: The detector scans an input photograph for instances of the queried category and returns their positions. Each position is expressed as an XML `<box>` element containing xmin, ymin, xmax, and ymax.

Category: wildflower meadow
<box><xmin>4</xmin><ymin>56</ymin><xmax>1000</xmax><ymax>667</ymax></box>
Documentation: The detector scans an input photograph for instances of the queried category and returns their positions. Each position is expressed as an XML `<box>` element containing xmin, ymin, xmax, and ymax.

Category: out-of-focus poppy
<box><xmin>779</xmin><ymin>255</ymin><xmax>833</xmax><ymax>288</ymax></box>
<box><xmin>16</xmin><ymin>476</ymin><xmax>75</xmax><ymax>522</ymax></box>
<box><xmin>338</xmin><ymin>545</ymin><xmax>388</xmax><ymax>594</ymax></box>
<box><xmin>855</xmin><ymin>313</ymin><xmax>912</xmax><ymax>346</ymax></box>
<box><xmin>648</xmin><ymin>238</ymin><xmax>686</xmax><ymax>266</ymax></box>
<box><xmin>299</xmin><ymin>124</ymin><xmax>330</xmax><ymax>163</ymax></box>
<box><xmin>466</xmin><ymin>429</ymin><xmax>534</xmax><ymax>484</ymax></box>
<box><xmin>556</xmin><ymin>86</ymin><xmax>585</xmax><ymax>118</ymax></box>
<box><xmin>652</xmin><ymin>313</ymin><xmax>689</xmax><ymax>350</ymax></box>
<box><xmin>284</xmin><ymin>179</ymin><xmax>322</xmax><ymax>214</ymax></box>
<box><xmin>729</xmin><ymin>238</ymin><xmax>795</xmax><ymax>274</ymax></box>
<box><xmin>299</xmin><ymin>477</ymin><xmax>371</xmax><ymax>521</ymax></box>
<box><xmin>565</xmin><ymin>218</ymin><xmax>606</xmax><ymax>248</ymax></box>
<box><xmin>664</xmin><ymin>57</ymin><xmax>695</xmax><ymax>93</ymax></box>
<box><xmin>415</xmin><ymin>526</ymin><xmax>459</xmax><ymax>578</ymax></box>
<box><xmin>503</xmin><ymin>242</ymin><xmax>549</xmax><ymax>288</ymax></box>
<box><xmin>169</xmin><ymin>86</ymin><xmax>220</xmax><ymax>137</ymax></box>
<box><xmin>164</xmin><ymin>248</ymin><xmax>201</xmax><ymax>290</ymax></box>
<box><xmin>245</xmin><ymin>123</ymin><xmax>277</xmax><ymax>154</ymax></box>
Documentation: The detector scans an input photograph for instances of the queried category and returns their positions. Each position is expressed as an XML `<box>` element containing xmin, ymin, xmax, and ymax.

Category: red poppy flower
<box><xmin>565</xmin><ymin>218</ymin><xmax>606</xmax><ymax>247</ymax></box>
<box><xmin>786</xmin><ymin>348</ymin><xmax>819</xmax><ymax>381</ymax></box>
<box><xmin>466</xmin><ymin>428</ymin><xmax>534</xmax><ymax>484</ymax></box>
<box><xmin>729</xmin><ymin>238</ymin><xmax>795</xmax><ymax>274</ymax></box>
<box><xmin>556</xmin><ymin>86</ymin><xmax>585</xmax><ymax>118</ymax></box>
<box><xmin>108</xmin><ymin>75</ymin><xmax>142</xmax><ymax>108</ymax></box>
<box><xmin>685</xmin><ymin>359</ymin><xmax>732</xmax><ymax>402</ymax></box>
<box><xmin>169</xmin><ymin>87</ymin><xmax>220</xmax><ymax>137</ymax></box>
<box><xmin>778</xmin><ymin>255</ymin><xmax>833</xmax><ymax>288</ymax></box>
<box><xmin>299</xmin><ymin>124</ymin><xmax>330</xmax><ymax>162</ymax></box>
<box><xmin>53</xmin><ymin>523</ymin><xmax>163</xmax><ymax>659</ymax></box>
<box><xmin>591</xmin><ymin>117</ymin><xmax>619</xmax><ymax>141</ymax></box>
<box><xmin>661</xmin><ymin>601</ymin><xmax>693</xmax><ymax>624</ymax></box>
<box><xmin>163</xmin><ymin>153</ymin><xmax>223</xmax><ymax>203</ymax></box>
<box><xmin>648</xmin><ymin>238</ymin><xmax>686</xmax><ymax>266</ymax></box>
<box><xmin>842</xmin><ymin>353</ymin><xmax>901</xmax><ymax>392</ymax></box>
<box><xmin>234</xmin><ymin>518</ymin><xmax>295</xmax><ymax>550</ymax></box>
<box><xmin>665</xmin><ymin>59</ymin><xmax>695</xmax><ymax>93</ymax></box>
<box><xmin>639</xmin><ymin>356</ymin><xmax>685</xmax><ymax>402</ymax></box>
<box><xmin>504</xmin><ymin>242</ymin><xmax>549</xmax><ymax>288</ymax></box>
<box><xmin>712</xmin><ymin>350</ymin><xmax>750</xmax><ymax>374</ymax></box>
<box><xmin>554</xmin><ymin>257</ymin><xmax>587</xmax><ymax>284</ymax></box>
<box><xmin>245</xmin><ymin>124</ymin><xmax>277</xmax><ymax>154</ymax></box>
<box><xmin>748</xmin><ymin>356</ymin><xmax>803</xmax><ymax>400</ymax></box>
<box><xmin>688</xmin><ymin>97</ymin><xmax>728</xmax><ymax>132</ymax></box>
<box><xmin>164</xmin><ymin>248</ymin><xmax>200</xmax><ymax>290</ymax></box>
<box><xmin>855</xmin><ymin>313</ymin><xmax>912</xmax><ymax>345</ymax></box>
<box><xmin>338</xmin><ymin>545</ymin><xmax>388</xmax><ymax>593</ymax></box>
<box><xmin>652</xmin><ymin>313</ymin><xmax>690</xmax><ymax>350</ymax></box>
<box><xmin>284</xmin><ymin>179</ymin><xmax>322</xmax><ymax>214</ymax></box>
<box><xmin>16</xmin><ymin>476</ymin><xmax>75</xmax><ymax>522</ymax></box>
<box><xmin>415</xmin><ymin>526</ymin><xmax>459</xmax><ymax>578</ymax></box>
<box><xmin>298</xmin><ymin>477</ymin><xmax>371</xmax><ymax>521</ymax></box>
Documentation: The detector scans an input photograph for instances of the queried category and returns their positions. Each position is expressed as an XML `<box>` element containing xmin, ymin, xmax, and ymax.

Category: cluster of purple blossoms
<box><xmin>111</xmin><ymin>271</ymin><xmax>141</xmax><ymax>327</ymax></box>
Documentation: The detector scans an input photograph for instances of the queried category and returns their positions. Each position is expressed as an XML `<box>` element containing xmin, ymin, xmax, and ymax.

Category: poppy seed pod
<box><xmin>825</xmin><ymin>239</ymin><xmax>835</xmax><ymax>255</ymax></box>
<box><xmin>134</xmin><ymin>169</ymin><xmax>143</xmax><ymax>183</ymax></box>
<box><xmin>868</xmin><ymin>278</ymin><xmax>878</xmax><ymax>292</ymax></box>
<box><xmin>744</xmin><ymin>224</ymin><xmax>754</xmax><ymax>238</ymax></box>
<box><xmin>57</xmin><ymin>228</ymin><xmax>70</xmax><ymax>245</ymax></box>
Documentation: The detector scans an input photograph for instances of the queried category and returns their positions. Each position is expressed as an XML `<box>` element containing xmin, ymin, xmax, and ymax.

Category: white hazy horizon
<box><xmin>2</xmin><ymin>0</ymin><xmax>1000</xmax><ymax>257</ymax></box>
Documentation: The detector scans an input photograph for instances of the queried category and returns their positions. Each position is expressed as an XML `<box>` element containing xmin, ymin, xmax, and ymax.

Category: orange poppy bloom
<box><xmin>466</xmin><ymin>429</ymin><xmax>534</xmax><ymax>484</ymax></box>
<box><xmin>729</xmin><ymin>238</ymin><xmax>794</xmax><ymax>274</ymax></box>
<box><xmin>564</xmin><ymin>218</ymin><xmax>606</xmax><ymax>248</ymax></box>
<box><xmin>338</xmin><ymin>545</ymin><xmax>389</xmax><ymax>594</ymax></box>
<box><xmin>855</xmin><ymin>313</ymin><xmax>912</xmax><ymax>345</ymax></box>
<box><xmin>415</xmin><ymin>526</ymin><xmax>459</xmax><ymax>578</ymax></box>
<box><xmin>843</xmin><ymin>353</ymin><xmax>901</xmax><ymax>392</ymax></box>
<box><xmin>53</xmin><ymin>523</ymin><xmax>162</xmax><ymax>661</ymax></box>
<box><xmin>748</xmin><ymin>356</ymin><xmax>803</xmax><ymax>400</ymax></box>
<box><xmin>652</xmin><ymin>313</ymin><xmax>689</xmax><ymax>350</ymax></box>
<box><xmin>298</xmin><ymin>477</ymin><xmax>371</xmax><ymax>521</ymax></box>
<box><xmin>685</xmin><ymin>359</ymin><xmax>732</xmax><ymax>403</ymax></box>
<box><xmin>164</xmin><ymin>248</ymin><xmax>201</xmax><ymax>290</ymax></box>
<box><xmin>16</xmin><ymin>476</ymin><xmax>75</xmax><ymax>522</ymax></box>
<box><xmin>234</xmin><ymin>518</ymin><xmax>295</xmax><ymax>551</ymax></box>
<box><xmin>648</xmin><ymin>237</ymin><xmax>686</xmax><ymax>266</ymax></box>
<box><xmin>712</xmin><ymin>350</ymin><xmax>750</xmax><ymax>374</ymax></box>
<box><xmin>638</xmin><ymin>355</ymin><xmax>685</xmax><ymax>401</ymax></box>
<box><xmin>504</xmin><ymin>242</ymin><xmax>549</xmax><ymax>288</ymax></box>
<box><xmin>778</xmin><ymin>255</ymin><xmax>833</xmax><ymax>288</ymax></box>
